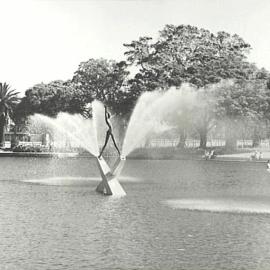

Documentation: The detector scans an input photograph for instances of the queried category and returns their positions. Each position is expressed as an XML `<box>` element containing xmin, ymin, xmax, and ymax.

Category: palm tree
<box><xmin>0</xmin><ymin>83</ymin><xmax>20</xmax><ymax>148</ymax></box>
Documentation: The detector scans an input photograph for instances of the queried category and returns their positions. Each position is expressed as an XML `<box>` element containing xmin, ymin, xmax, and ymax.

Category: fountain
<box><xmin>91</xmin><ymin>101</ymin><xmax>127</xmax><ymax>196</ymax></box>
<box><xmin>94</xmin><ymin>85</ymin><xmax>196</xmax><ymax>196</ymax></box>
<box><xmin>122</xmin><ymin>85</ymin><xmax>196</xmax><ymax>156</ymax></box>
<box><xmin>29</xmin><ymin>84</ymin><xmax>197</xmax><ymax>196</ymax></box>
<box><xmin>30</xmin><ymin>101</ymin><xmax>128</xmax><ymax>196</ymax></box>
<box><xmin>95</xmin><ymin>156</ymin><xmax>126</xmax><ymax>196</ymax></box>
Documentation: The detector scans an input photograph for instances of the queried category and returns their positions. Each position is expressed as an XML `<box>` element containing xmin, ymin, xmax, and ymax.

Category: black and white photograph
<box><xmin>1</xmin><ymin>0</ymin><xmax>270</xmax><ymax>269</ymax></box>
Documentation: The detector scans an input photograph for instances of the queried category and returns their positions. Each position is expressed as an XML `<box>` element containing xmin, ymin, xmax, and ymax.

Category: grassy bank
<box><xmin>128</xmin><ymin>146</ymin><xmax>265</xmax><ymax>160</ymax></box>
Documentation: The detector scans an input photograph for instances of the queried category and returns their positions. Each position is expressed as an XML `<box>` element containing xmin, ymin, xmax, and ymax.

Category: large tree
<box><xmin>72</xmin><ymin>58</ymin><xmax>142</xmax><ymax>144</ymax></box>
<box><xmin>215</xmin><ymin>79</ymin><xmax>270</xmax><ymax>149</ymax></box>
<box><xmin>124</xmin><ymin>24</ymin><xmax>251</xmax><ymax>90</ymax></box>
<box><xmin>14</xmin><ymin>80</ymin><xmax>85</xmax><ymax>122</ymax></box>
<box><xmin>124</xmin><ymin>24</ymin><xmax>267</xmax><ymax>148</ymax></box>
<box><xmin>72</xmin><ymin>58</ymin><xmax>138</xmax><ymax>116</ymax></box>
<box><xmin>185</xmin><ymin>77</ymin><xmax>270</xmax><ymax>149</ymax></box>
<box><xmin>0</xmin><ymin>83</ymin><xmax>20</xmax><ymax>147</ymax></box>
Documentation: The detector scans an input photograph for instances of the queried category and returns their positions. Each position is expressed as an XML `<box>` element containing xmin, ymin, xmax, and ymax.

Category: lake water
<box><xmin>1</xmin><ymin>157</ymin><xmax>270</xmax><ymax>269</ymax></box>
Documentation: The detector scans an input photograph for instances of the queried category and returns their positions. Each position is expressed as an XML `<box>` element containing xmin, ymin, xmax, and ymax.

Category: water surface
<box><xmin>1</xmin><ymin>157</ymin><xmax>270</xmax><ymax>269</ymax></box>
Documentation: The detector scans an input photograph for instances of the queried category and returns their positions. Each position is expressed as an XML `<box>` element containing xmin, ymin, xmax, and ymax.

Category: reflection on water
<box><xmin>22</xmin><ymin>176</ymin><xmax>140</xmax><ymax>186</ymax></box>
<box><xmin>1</xmin><ymin>158</ymin><xmax>270</xmax><ymax>269</ymax></box>
<box><xmin>165</xmin><ymin>198</ymin><xmax>270</xmax><ymax>214</ymax></box>
<box><xmin>22</xmin><ymin>176</ymin><xmax>98</xmax><ymax>186</ymax></box>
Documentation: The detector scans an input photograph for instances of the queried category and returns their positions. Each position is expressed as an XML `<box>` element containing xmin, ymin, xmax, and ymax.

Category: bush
<box><xmin>12</xmin><ymin>144</ymin><xmax>46</xmax><ymax>153</ymax></box>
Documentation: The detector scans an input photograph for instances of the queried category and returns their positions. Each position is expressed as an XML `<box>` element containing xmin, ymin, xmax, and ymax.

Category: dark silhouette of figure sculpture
<box><xmin>98</xmin><ymin>106</ymin><xmax>121</xmax><ymax>158</ymax></box>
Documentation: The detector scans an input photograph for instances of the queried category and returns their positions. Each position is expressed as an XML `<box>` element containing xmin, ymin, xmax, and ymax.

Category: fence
<box><xmin>18</xmin><ymin>141</ymin><xmax>43</xmax><ymax>147</ymax></box>
<box><xmin>3</xmin><ymin>138</ymin><xmax>270</xmax><ymax>150</ymax></box>
<box><xmin>145</xmin><ymin>138</ymin><xmax>225</xmax><ymax>148</ymax></box>
<box><xmin>143</xmin><ymin>138</ymin><xmax>270</xmax><ymax>149</ymax></box>
<box><xmin>3</xmin><ymin>141</ymin><xmax>43</xmax><ymax>148</ymax></box>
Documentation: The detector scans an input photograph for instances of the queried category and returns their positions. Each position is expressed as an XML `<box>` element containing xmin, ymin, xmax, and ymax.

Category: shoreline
<box><xmin>0</xmin><ymin>151</ymin><xmax>90</xmax><ymax>158</ymax></box>
<box><xmin>0</xmin><ymin>149</ymin><xmax>269</xmax><ymax>163</ymax></box>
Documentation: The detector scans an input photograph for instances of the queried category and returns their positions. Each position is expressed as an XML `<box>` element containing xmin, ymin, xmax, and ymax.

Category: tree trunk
<box><xmin>177</xmin><ymin>129</ymin><xmax>187</xmax><ymax>148</ymax></box>
<box><xmin>11</xmin><ymin>125</ymin><xmax>18</xmax><ymax>149</ymax></box>
<box><xmin>225</xmin><ymin>136</ymin><xmax>237</xmax><ymax>150</ymax></box>
<box><xmin>225</xmin><ymin>121</ymin><xmax>237</xmax><ymax>150</ymax></box>
<box><xmin>252</xmin><ymin>125</ymin><xmax>260</xmax><ymax>147</ymax></box>
<box><xmin>198</xmin><ymin>128</ymin><xmax>207</xmax><ymax>149</ymax></box>
<box><xmin>0</xmin><ymin>115</ymin><xmax>6</xmax><ymax>148</ymax></box>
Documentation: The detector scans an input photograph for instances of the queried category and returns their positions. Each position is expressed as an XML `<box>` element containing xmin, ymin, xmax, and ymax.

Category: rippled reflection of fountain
<box><xmin>165</xmin><ymin>198</ymin><xmax>270</xmax><ymax>215</ymax></box>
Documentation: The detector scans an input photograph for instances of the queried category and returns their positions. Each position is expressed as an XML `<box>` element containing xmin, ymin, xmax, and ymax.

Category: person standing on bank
<box><xmin>98</xmin><ymin>105</ymin><xmax>121</xmax><ymax>158</ymax></box>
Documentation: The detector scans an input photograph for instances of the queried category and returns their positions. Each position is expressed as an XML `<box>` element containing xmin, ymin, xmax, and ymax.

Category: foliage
<box><xmin>14</xmin><ymin>80</ymin><xmax>85</xmax><ymax>122</ymax></box>
<box><xmin>72</xmin><ymin>58</ymin><xmax>138</xmax><ymax>116</ymax></box>
<box><xmin>191</xmin><ymin>78</ymin><xmax>270</xmax><ymax>149</ymax></box>
<box><xmin>216</xmin><ymin>79</ymin><xmax>270</xmax><ymax>120</ymax></box>
<box><xmin>12</xmin><ymin>144</ymin><xmax>44</xmax><ymax>152</ymax></box>
<box><xmin>13</xmin><ymin>24</ymin><xmax>270</xmax><ymax>150</ymax></box>
<box><xmin>0</xmin><ymin>82</ymin><xmax>20</xmax><ymax>147</ymax></box>
<box><xmin>214</xmin><ymin>79</ymin><xmax>270</xmax><ymax>149</ymax></box>
<box><xmin>165</xmin><ymin>78</ymin><xmax>270</xmax><ymax>149</ymax></box>
<box><xmin>123</xmin><ymin>24</ymin><xmax>261</xmax><ymax>148</ymax></box>
<box><xmin>124</xmin><ymin>24</ymin><xmax>251</xmax><ymax>90</ymax></box>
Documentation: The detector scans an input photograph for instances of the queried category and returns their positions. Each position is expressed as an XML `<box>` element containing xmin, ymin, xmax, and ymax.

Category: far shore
<box><xmin>125</xmin><ymin>147</ymin><xmax>270</xmax><ymax>162</ymax></box>
<box><xmin>1</xmin><ymin>147</ymin><xmax>269</xmax><ymax>162</ymax></box>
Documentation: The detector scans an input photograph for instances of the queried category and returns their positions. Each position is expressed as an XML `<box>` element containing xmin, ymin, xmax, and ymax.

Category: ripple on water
<box><xmin>22</xmin><ymin>176</ymin><xmax>98</xmax><ymax>186</ymax></box>
<box><xmin>164</xmin><ymin>198</ymin><xmax>270</xmax><ymax>215</ymax></box>
<box><xmin>22</xmin><ymin>176</ymin><xmax>141</xmax><ymax>186</ymax></box>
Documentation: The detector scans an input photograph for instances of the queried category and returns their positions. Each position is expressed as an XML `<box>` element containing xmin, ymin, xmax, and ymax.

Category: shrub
<box><xmin>13</xmin><ymin>144</ymin><xmax>46</xmax><ymax>153</ymax></box>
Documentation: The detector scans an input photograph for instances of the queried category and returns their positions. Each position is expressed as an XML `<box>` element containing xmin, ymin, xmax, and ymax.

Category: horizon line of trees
<box><xmin>2</xmin><ymin>24</ymin><xmax>270</xmax><ymax>150</ymax></box>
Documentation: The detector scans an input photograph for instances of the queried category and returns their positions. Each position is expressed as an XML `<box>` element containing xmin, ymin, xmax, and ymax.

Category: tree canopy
<box><xmin>0</xmin><ymin>83</ymin><xmax>20</xmax><ymax>147</ymax></box>
<box><xmin>12</xmin><ymin>23</ymin><xmax>270</xmax><ymax>150</ymax></box>
<box><xmin>72</xmin><ymin>58</ymin><xmax>137</xmax><ymax>115</ymax></box>
<box><xmin>14</xmin><ymin>80</ymin><xmax>85</xmax><ymax>121</ymax></box>
<box><xmin>124</xmin><ymin>24</ymin><xmax>251</xmax><ymax>90</ymax></box>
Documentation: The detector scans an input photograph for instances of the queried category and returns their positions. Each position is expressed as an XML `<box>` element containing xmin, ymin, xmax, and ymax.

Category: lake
<box><xmin>1</xmin><ymin>157</ymin><xmax>270</xmax><ymax>269</ymax></box>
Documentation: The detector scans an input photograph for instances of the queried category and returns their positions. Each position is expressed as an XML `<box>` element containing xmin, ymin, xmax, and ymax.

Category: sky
<box><xmin>0</xmin><ymin>0</ymin><xmax>270</xmax><ymax>94</ymax></box>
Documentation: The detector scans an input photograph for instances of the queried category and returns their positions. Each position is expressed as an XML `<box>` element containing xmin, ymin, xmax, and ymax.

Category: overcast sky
<box><xmin>0</xmin><ymin>0</ymin><xmax>270</xmax><ymax>93</ymax></box>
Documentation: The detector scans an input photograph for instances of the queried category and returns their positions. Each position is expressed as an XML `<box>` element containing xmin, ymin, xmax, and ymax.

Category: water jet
<box><xmin>29</xmin><ymin>85</ymin><xmax>196</xmax><ymax>196</ymax></box>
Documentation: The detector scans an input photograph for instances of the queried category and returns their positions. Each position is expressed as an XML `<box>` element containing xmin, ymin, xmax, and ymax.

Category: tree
<box><xmin>124</xmin><ymin>24</ymin><xmax>267</xmax><ymax>148</ymax></box>
<box><xmin>72</xmin><ymin>58</ymin><xmax>137</xmax><ymax>115</ymax></box>
<box><xmin>124</xmin><ymin>25</ymin><xmax>251</xmax><ymax>90</ymax></box>
<box><xmin>72</xmin><ymin>58</ymin><xmax>142</xmax><ymax>144</ymax></box>
<box><xmin>168</xmin><ymin>78</ymin><xmax>270</xmax><ymax>149</ymax></box>
<box><xmin>14</xmin><ymin>80</ymin><xmax>85</xmax><ymax>122</ymax></box>
<box><xmin>191</xmin><ymin>84</ymin><xmax>222</xmax><ymax>149</ymax></box>
<box><xmin>214</xmin><ymin>79</ymin><xmax>270</xmax><ymax>149</ymax></box>
<box><xmin>0</xmin><ymin>83</ymin><xmax>20</xmax><ymax>147</ymax></box>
